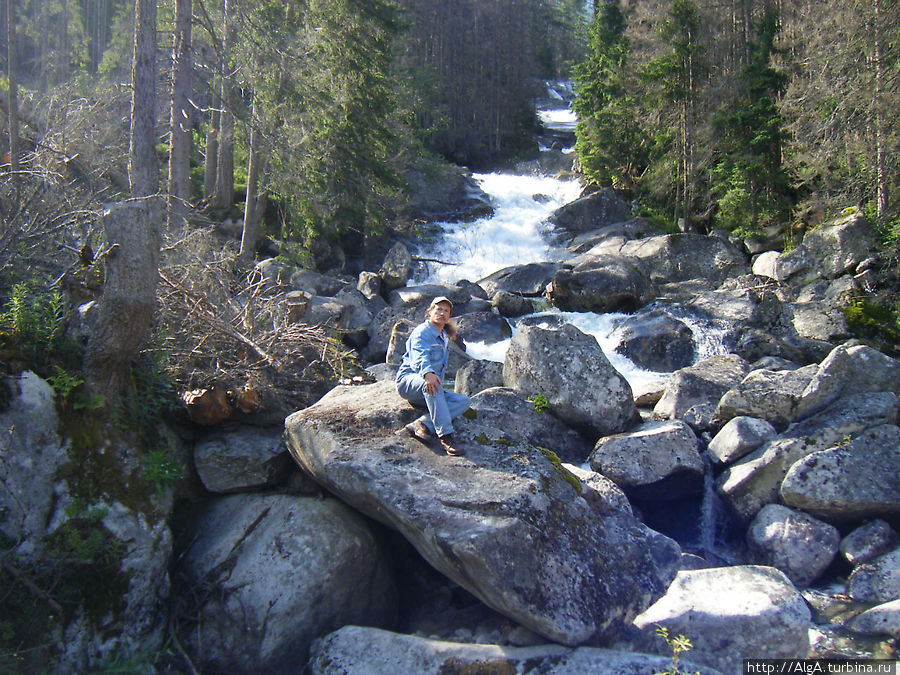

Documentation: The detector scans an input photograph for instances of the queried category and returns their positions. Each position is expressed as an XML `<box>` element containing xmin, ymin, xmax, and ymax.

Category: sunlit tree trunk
<box><xmin>873</xmin><ymin>0</ymin><xmax>886</xmax><ymax>217</ymax></box>
<box><xmin>239</xmin><ymin>98</ymin><xmax>266</xmax><ymax>265</ymax></box>
<box><xmin>7</xmin><ymin>0</ymin><xmax>20</xmax><ymax>183</ymax></box>
<box><xmin>85</xmin><ymin>0</ymin><xmax>161</xmax><ymax>399</ymax></box>
<box><xmin>214</xmin><ymin>0</ymin><xmax>235</xmax><ymax>210</ymax></box>
<box><xmin>167</xmin><ymin>0</ymin><xmax>193</xmax><ymax>231</ymax></box>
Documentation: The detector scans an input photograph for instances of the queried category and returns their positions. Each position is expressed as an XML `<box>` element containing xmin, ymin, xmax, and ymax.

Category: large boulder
<box><xmin>773</xmin><ymin>211</ymin><xmax>878</xmax><ymax>284</ymax></box>
<box><xmin>746</xmin><ymin>504</ymin><xmax>840</xmax><ymax>587</ymax></box>
<box><xmin>589</xmin><ymin>420</ymin><xmax>704</xmax><ymax>499</ymax></box>
<box><xmin>0</xmin><ymin>372</ymin><xmax>66</xmax><ymax>549</ymax></box>
<box><xmin>309</xmin><ymin>626</ymin><xmax>723</xmax><ymax>675</ymax></box>
<box><xmin>454</xmin><ymin>359</ymin><xmax>504</xmax><ymax>397</ymax></box>
<box><xmin>453</xmin><ymin>311</ymin><xmax>512</xmax><ymax>345</ymax></box>
<box><xmin>616</xmin><ymin>234</ymin><xmax>749</xmax><ymax>287</ymax></box>
<box><xmin>714</xmin><ymin>364</ymin><xmax>818</xmax><ymax>430</ymax></box>
<box><xmin>285</xmin><ymin>381</ymin><xmax>681</xmax><ymax>646</ymax></box>
<box><xmin>547</xmin><ymin>187</ymin><xmax>631</xmax><ymax>240</ymax></box>
<box><xmin>613</xmin><ymin>310</ymin><xmax>697</xmax><ymax>373</ymax></box>
<box><xmin>193</xmin><ymin>426</ymin><xmax>292</xmax><ymax>493</ymax></box>
<box><xmin>717</xmin><ymin>392</ymin><xmax>900</xmax><ymax>522</ymax></box>
<box><xmin>177</xmin><ymin>493</ymin><xmax>397</xmax><ymax>672</ymax></box>
<box><xmin>708</xmin><ymin>416</ymin><xmax>778</xmax><ymax>466</ymax></box>
<box><xmin>380</xmin><ymin>242</ymin><xmax>413</xmax><ymax>291</ymax></box>
<box><xmin>796</xmin><ymin>342</ymin><xmax>900</xmax><ymax>419</ymax></box>
<box><xmin>652</xmin><ymin>354</ymin><xmax>750</xmax><ymax>431</ymax></box>
<box><xmin>631</xmin><ymin>566</ymin><xmax>811</xmax><ymax>675</ymax></box>
<box><xmin>840</xmin><ymin>520</ymin><xmax>900</xmax><ymax>566</ymax></box>
<box><xmin>469</xmin><ymin>387</ymin><xmax>593</xmax><ymax>464</ymax></box>
<box><xmin>847</xmin><ymin>599</ymin><xmax>900</xmax><ymax>638</ymax></box>
<box><xmin>503</xmin><ymin>324</ymin><xmax>637</xmax><ymax>438</ymax></box>
<box><xmin>848</xmin><ymin>546</ymin><xmax>900</xmax><ymax>604</ymax></box>
<box><xmin>546</xmin><ymin>257</ymin><xmax>655</xmax><ymax>313</ymax></box>
<box><xmin>478</xmin><ymin>262</ymin><xmax>568</xmax><ymax>297</ymax></box>
<box><xmin>780</xmin><ymin>424</ymin><xmax>900</xmax><ymax>521</ymax></box>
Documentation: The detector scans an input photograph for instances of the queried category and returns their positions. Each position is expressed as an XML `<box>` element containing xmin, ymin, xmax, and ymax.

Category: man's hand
<box><xmin>424</xmin><ymin>371</ymin><xmax>441</xmax><ymax>396</ymax></box>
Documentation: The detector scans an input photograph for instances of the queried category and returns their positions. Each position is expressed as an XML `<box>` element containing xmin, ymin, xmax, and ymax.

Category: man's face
<box><xmin>428</xmin><ymin>301</ymin><xmax>452</xmax><ymax>325</ymax></box>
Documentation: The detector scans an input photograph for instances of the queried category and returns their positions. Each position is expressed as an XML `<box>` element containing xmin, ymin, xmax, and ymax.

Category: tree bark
<box><xmin>85</xmin><ymin>0</ymin><xmax>161</xmax><ymax>400</ymax></box>
<box><xmin>7</xmin><ymin>0</ymin><xmax>20</xmax><ymax>182</ymax></box>
<box><xmin>167</xmin><ymin>0</ymin><xmax>193</xmax><ymax>231</ymax></box>
<box><xmin>239</xmin><ymin>98</ymin><xmax>266</xmax><ymax>265</ymax></box>
<box><xmin>873</xmin><ymin>0</ymin><xmax>886</xmax><ymax>217</ymax></box>
<box><xmin>213</xmin><ymin>0</ymin><xmax>235</xmax><ymax>210</ymax></box>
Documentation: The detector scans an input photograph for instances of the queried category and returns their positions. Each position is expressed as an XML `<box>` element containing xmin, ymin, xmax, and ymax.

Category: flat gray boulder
<box><xmin>309</xmin><ymin>626</ymin><xmax>723</xmax><ymax>675</ymax></box>
<box><xmin>478</xmin><ymin>262</ymin><xmax>567</xmax><ymax>297</ymax></box>
<box><xmin>617</xmin><ymin>233</ymin><xmax>748</xmax><ymax>286</ymax></box>
<box><xmin>613</xmin><ymin>310</ymin><xmax>696</xmax><ymax>373</ymax></box>
<box><xmin>848</xmin><ymin>546</ymin><xmax>900</xmax><ymax>604</ymax></box>
<box><xmin>454</xmin><ymin>359</ymin><xmax>504</xmax><ymax>397</ymax></box>
<box><xmin>775</xmin><ymin>211</ymin><xmax>877</xmax><ymax>283</ymax></box>
<box><xmin>714</xmin><ymin>364</ymin><xmax>818</xmax><ymax>430</ymax></box>
<box><xmin>547</xmin><ymin>187</ymin><xmax>630</xmax><ymax>240</ymax></box>
<box><xmin>708</xmin><ymin>416</ymin><xmax>778</xmax><ymax>465</ymax></box>
<box><xmin>285</xmin><ymin>381</ymin><xmax>681</xmax><ymax>645</ymax></box>
<box><xmin>470</xmin><ymin>387</ymin><xmax>593</xmax><ymax>464</ymax></box>
<box><xmin>746</xmin><ymin>504</ymin><xmax>840</xmax><ymax>587</ymax></box>
<box><xmin>178</xmin><ymin>493</ymin><xmax>397</xmax><ymax>672</ymax></box>
<box><xmin>589</xmin><ymin>420</ymin><xmax>704</xmax><ymax>499</ymax></box>
<box><xmin>194</xmin><ymin>426</ymin><xmax>291</xmax><ymax>493</ymax></box>
<box><xmin>631</xmin><ymin>566</ymin><xmax>811</xmax><ymax>675</ymax></box>
<box><xmin>653</xmin><ymin>354</ymin><xmax>749</xmax><ymax>431</ymax></box>
<box><xmin>503</xmin><ymin>324</ymin><xmax>637</xmax><ymax>438</ymax></box>
<box><xmin>796</xmin><ymin>342</ymin><xmax>900</xmax><ymax>419</ymax></box>
<box><xmin>546</xmin><ymin>257</ymin><xmax>655</xmax><ymax>313</ymax></box>
<box><xmin>780</xmin><ymin>424</ymin><xmax>900</xmax><ymax>521</ymax></box>
<box><xmin>847</xmin><ymin>599</ymin><xmax>900</xmax><ymax>638</ymax></box>
<box><xmin>840</xmin><ymin>520</ymin><xmax>900</xmax><ymax>566</ymax></box>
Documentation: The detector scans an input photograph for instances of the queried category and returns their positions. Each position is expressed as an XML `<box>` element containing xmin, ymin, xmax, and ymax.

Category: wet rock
<box><xmin>714</xmin><ymin>364</ymin><xmax>818</xmax><ymax>430</ymax></box>
<box><xmin>285</xmin><ymin>381</ymin><xmax>681</xmax><ymax>645</ymax></box>
<box><xmin>478</xmin><ymin>262</ymin><xmax>568</xmax><ymax>297</ymax></box>
<box><xmin>546</xmin><ymin>257</ymin><xmax>655</xmax><ymax>313</ymax></box>
<box><xmin>589</xmin><ymin>420</ymin><xmax>704</xmax><ymax>499</ymax></box>
<box><xmin>746</xmin><ymin>504</ymin><xmax>840</xmax><ymax>587</ymax></box>
<box><xmin>357</xmin><ymin>270</ymin><xmax>382</xmax><ymax>300</ymax></box>
<box><xmin>717</xmin><ymin>392</ymin><xmax>900</xmax><ymax>522</ymax></box>
<box><xmin>308</xmin><ymin>625</ymin><xmax>723</xmax><ymax>675</ymax></box>
<box><xmin>613</xmin><ymin>310</ymin><xmax>696</xmax><ymax>373</ymax></box>
<box><xmin>631</xmin><ymin>566</ymin><xmax>811</xmax><ymax>675</ymax></box>
<box><xmin>708</xmin><ymin>416</ymin><xmax>778</xmax><ymax>465</ymax></box>
<box><xmin>503</xmin><ymin>324</ymin><xmax>637</xmax><ymax>438</ymax></box>
<box><xmin>454</xmin><ymin>359</ymin><xmax>504</xmax><ymax>396</ymax></box>
<box><xmin>840</xmin><ymin>520</ymin><xmax>900</xmax><ymax>567</ymax></box>
<box><xmin>178</xmin><ymin>493</ymin><xmax>397</xmax><ymax>672</ymax></box>
<box><xmin>780</xmin><ymin>424</ymin><xmax>900</xmax><ymax>521</ymax></box>
<box><xmin>848</xmin><ymin>546</ymin><xmax>900</xmax><ymax>604</ymax></box>
<box><xmin>454</xmin><ymin>311</ymin><xmax>512</xmax><ymax>345</ymax></box>
<box><xmin>193</xmin><ymin>426</ymin><xmax>292</xmax><ymax>493</ymax></box>
<box><xmin>847</xmin><ymin>599</ymin><xmax>900</xmax><ymax>638</ymax></box>
<box><xmin>652</xmin><ymin>354</ymin><xmax>750</xmax><ymax>432</ymax></box>
<box><xmin>470</xmin><ymin>387</ymin><xmax>593</xmax><ymax>465</ymax></box>
<box><xmin>491</xmin><ymin>290</ymin><xmax>533</xmax><ymax>317</ymax></box>
<box><xmin>380</xmin><ymin>242</ymin><xmax>413</xmax><ymax>291</ymax></box>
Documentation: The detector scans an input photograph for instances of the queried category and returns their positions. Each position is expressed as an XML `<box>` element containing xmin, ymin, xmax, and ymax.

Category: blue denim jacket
<box><xmin>396</xmin><ymin>320</ymin><xmax>448</xmax><ymax>382</ymax></box>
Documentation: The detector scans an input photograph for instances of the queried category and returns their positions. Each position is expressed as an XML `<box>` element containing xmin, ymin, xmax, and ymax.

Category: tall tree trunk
<box><xmin>239</xmin><ymin>99</ymin><xmax>265</xmax><ymax>265</ymax></box>
<box><xmin>873</xmin><ymin>0</ymin><xmax>886</xmax><ymax>217</ymax></box>
<box><xmin>214</xmin><ymin>0</ymin><xmax>234</xmax><ymax>210</ymax></box>
<box><xmin>204</xmin><ymin>106</ymin><xmax>219</xmax><ymax>198</ymax></box>
<box><xmin>38</xmin><ymin>0</ymin><xmax>48</xmax><ymax>92</ymax></box>
<box><xmin>60</xmin><ymin>0</ymin><xmax>69</xmax><ymax>80</ymax></box>
<box><xmin>7</xmin><ymin>0</ymin><xmax>20</xmax><ymax>184</ymax></box>
<box><xmin>85</xmin><ymin>0</ymin><xmax>161</xmax><ymax>399</ymax></box>
<box><xmin>167</xmin><ymin>0</ymin><xmax>193</xmax><ymax>231</ymax></box>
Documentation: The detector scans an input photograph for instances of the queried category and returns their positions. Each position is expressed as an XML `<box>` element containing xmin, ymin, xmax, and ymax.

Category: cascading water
<box><xmin>414</xmin><ymin>85</ymin><xmax>730</xmax><ymax>390</ymax></box>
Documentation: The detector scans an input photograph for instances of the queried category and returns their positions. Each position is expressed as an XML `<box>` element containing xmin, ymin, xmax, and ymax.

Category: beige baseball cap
<box><xmin>429</xmin><ymin>296</ymin><xmax>453</xmax><ymax>309</ymax></box>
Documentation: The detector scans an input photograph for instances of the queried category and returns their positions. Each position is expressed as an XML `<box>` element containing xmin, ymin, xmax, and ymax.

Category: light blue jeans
<box><xmin>396</xmin><ymin>373</ymin><xmax>471</xmax><ymax>438</ymax></box>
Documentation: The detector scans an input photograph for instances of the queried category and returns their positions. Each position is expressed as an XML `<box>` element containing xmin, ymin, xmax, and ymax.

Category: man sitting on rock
<box><xmin>396</xmin><ymin>296</ymin><xmax>470</xmax><ymax>456</ymax></box>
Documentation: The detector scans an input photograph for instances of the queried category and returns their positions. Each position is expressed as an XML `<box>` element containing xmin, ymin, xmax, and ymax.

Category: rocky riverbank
<box><xmin>3</xmin><ymin>188</ymin><xmax>899</xmax><ymax>673</ymax></box>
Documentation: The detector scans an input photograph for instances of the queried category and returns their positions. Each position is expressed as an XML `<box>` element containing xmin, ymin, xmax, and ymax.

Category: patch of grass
<box><xmin>528</xmin><ymin>393</ymin><xmax>551</xmax><ymax>414</ymax></box>
<box><xmin>842</xmin><ymin>298</ymin><xmax>900</xmax><ymax>355</ymax></box>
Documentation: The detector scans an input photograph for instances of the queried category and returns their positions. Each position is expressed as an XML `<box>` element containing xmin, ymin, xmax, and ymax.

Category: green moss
<box><xmin>461</xmin><ymin>408</ymin><xmax>478</xmax><ymax>421</ymax></box>
<box><xmin>538</xmin><ymin>447</ymin><xmax>582</xmax><ymax>494</ymax></box>
<box><xmin>842</xmin><ymin>298</ymin><xmax>900</xmax><ymax>355</ymax></box>
<box><xmin>474</xmin><ymin>432</ymin><xmax>515</xmax><ymax>447</ymax></box>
